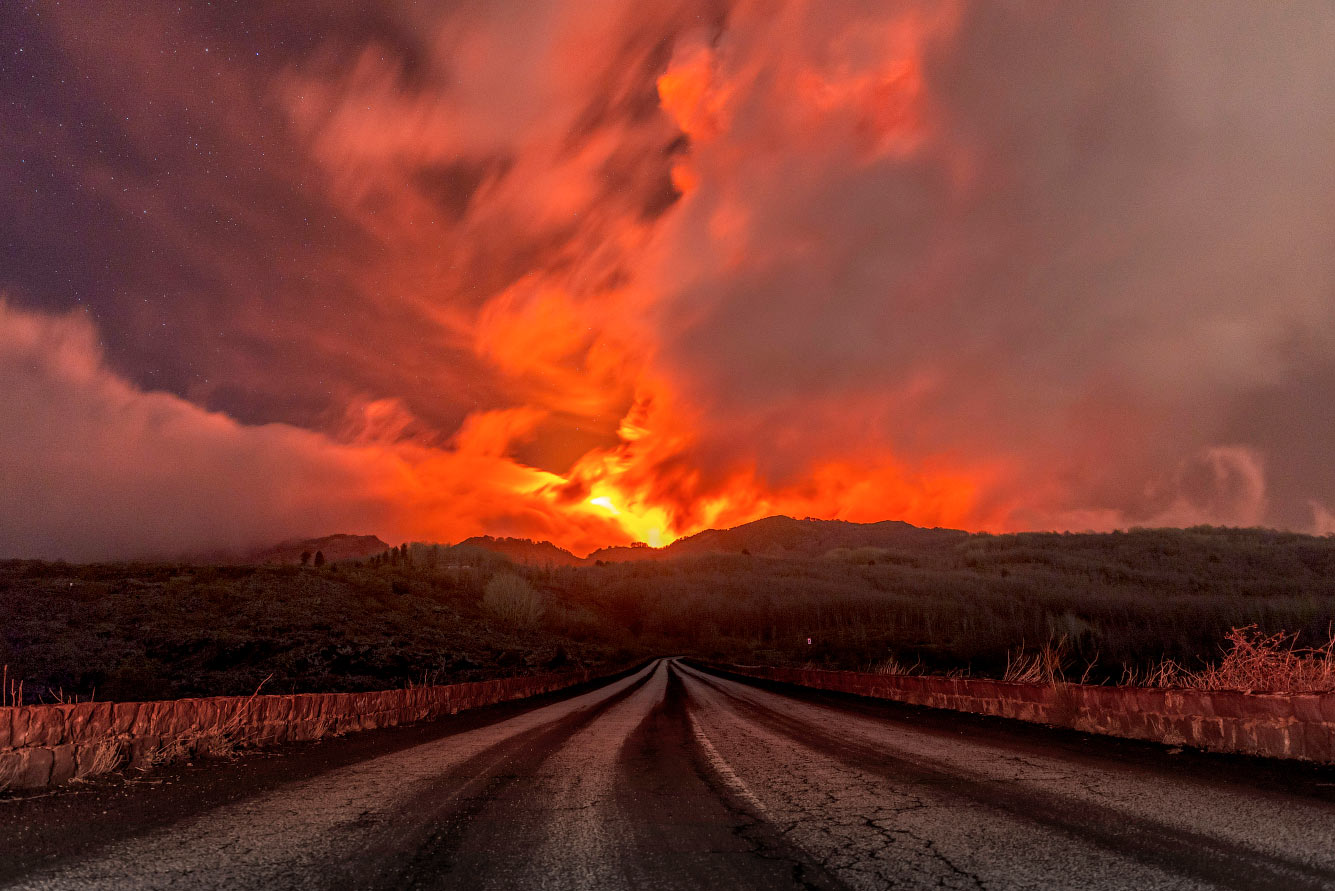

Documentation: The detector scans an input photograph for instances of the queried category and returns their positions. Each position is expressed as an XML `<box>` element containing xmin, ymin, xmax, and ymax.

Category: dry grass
<box><xmin>142</xmin><ymin>674</ymin><xmax>274</xmax><ymax>769</ymax></box>
<box><xmin>72</xmin><ymin>740</ymin><xmax>125</xmax><ymax>781</ymax></box>
<box><xmin>870</xmin><ymin>655</ymin><xmax>924</xmax><ymax>676</ymax></box>
<box><xmin>1135</xmin><ymin>625</ymin><xmax>1335</xmax><ymax>693</ymax></box>
<box><xmin>2</xmin><ymin>665</ymin><xmax>22</xmax><ymax>708</ymax></box>
<box><xmin>1003</xmin><ymin>637</ymin><xmax>1073</xmax><ymax>684</ymax></box>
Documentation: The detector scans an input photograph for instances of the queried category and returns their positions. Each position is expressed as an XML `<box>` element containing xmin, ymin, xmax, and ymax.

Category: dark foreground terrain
<box><xmin>3</xmin><ymin>660</ymin><xmax>1333</xmax><ymax>890</ymax></box>
<box><xmin>6</xmin><ymin>522</ymin><xmax>1335</xmax><ymax>702</ymax></box>
<box><xmin>0</xmin><ymin>556</ymin><xmax>640</xmax><ymax>702</ymax></box>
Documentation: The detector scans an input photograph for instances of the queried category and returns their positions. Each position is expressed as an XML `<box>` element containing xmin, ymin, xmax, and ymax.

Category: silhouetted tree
<box><xmin>314</xmin><ymin>550</ymin><xmax>325</xmax><ymax>568</ymax></box>
<box><xmin>300</xmin><ymin>550</ymin><xmax>312</xmax><ymax>566</ymax></box>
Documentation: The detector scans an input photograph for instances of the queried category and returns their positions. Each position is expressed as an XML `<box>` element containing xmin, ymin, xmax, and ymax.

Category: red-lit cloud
<box><xmin>2</xmin><ymin>1</ymin><xmax>1334</xmax><ymax>559</ymax></box>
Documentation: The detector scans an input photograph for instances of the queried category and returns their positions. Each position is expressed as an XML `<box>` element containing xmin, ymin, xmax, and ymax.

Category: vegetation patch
<box><xmin>3</xmin><ymin>527</ymin><xmax>1334</xmax><ymax>700</ymax></box>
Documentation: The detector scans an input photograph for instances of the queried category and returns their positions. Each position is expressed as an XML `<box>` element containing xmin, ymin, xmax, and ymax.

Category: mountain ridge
<box><xmin>456</xmin><ymin>516</ymin><xmax>968</xmax><ymax>565</ymax></box>
<box><xmin>247</xmin><ymin>533</ymin><xmax>390</xmax><ymax>565</ymax></box>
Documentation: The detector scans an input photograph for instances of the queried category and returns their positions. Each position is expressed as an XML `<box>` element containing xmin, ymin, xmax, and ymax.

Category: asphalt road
<box><xmin>3</xmin><ymin>659</ymin><xmax>1334</xmax><ymax>890</ymax></box>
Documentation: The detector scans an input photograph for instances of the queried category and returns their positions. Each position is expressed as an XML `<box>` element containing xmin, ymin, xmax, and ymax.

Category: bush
<box><xmin>483</xmin><ymin>572</ymin><xmax>544</xmax><ymax>629</ymax></box>
<box><xmin>1140</xmin><ymin>625</ymin><xmax>1335</xmax><ymax>693</ymax></box>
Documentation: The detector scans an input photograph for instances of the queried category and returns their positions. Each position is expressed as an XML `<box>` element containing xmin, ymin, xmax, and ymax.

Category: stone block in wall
<box><xmin>110</xmin><ymin>701</ymin><xmax>140</xmax><ymax>735</ymax></box>
<box><xmin>156</xmin><ymin>702</ymin><xmax>198</xmax><ymax>738</ymax></box>
<box><xmin>194</xmin><ymin>699</ymin><xmax>223</xmax><ymax>735</ymax></box>
<box><xmin>993</xmin><ymin>697</ymin><xmax>1030</xmax><ymax>721</ymax></box>
<box><xmin>960</xmin><ymin>678</ymin><xmax>990</xmax><ymax>697</ymax></box>
<box><xmin>64</xmin><ymin>702</ymin><xmax>114</xmax><ymax>742</ymax></box>
<box><xmin>1069</xmin><ymin>685</ymin><xmax>1110</xmax><ymax>713</ymax></box>
<box><xmin>1161</xmin><ymin>690</ymin><xmax>1211</xmax><ymax>717</ymax></box>
<box><xmin>17</xmin><ymin>707</ymin><xmax>64</xmax><ymax>748</ymax></box>
<box><xmin>209</xmin><ymin>698</ymin><xmax>242</xmax><ymax>732</ymax></box>
<box><xmin>133</xmin><ymin>701</ymin><xmax>163</xmax><ymax>737</ymax></box>
<box><xmin>1127</xmin><ymin>687</ymin><xmax>1170</xmax><ymax>716</ymax></box>
<box><xmin>258</xmin><ymin>695</ymin><xmax>290</xmax><ymax>723</ymax></box>
<box><xmin>161</xmin><ymin>700</ymin><xmax>198</xmax><ymax>737</ymax></box>
<box><xmin>1290</xmin><ymin>695</ymin><xmax>1325</xmax><ymax>724</ymax></box>
<box><xmin>843</xmin><ymin>675</ymin><xmax>872</xmax><ymax>694</ymax></box>
<box><xmin>287</xmin><ymin>720</ymin><xmax>319</xmax><ymax>743</ymax></box>
<box><xmin>291</xmin><ymin>693</ymin><xmax>322</xmax><ymax>722</ymax></box>
<box><xmin>0</xmin><ymin>708</ymin><xmax>11</xmax><ymax>749</ymax></box>
<box><xmin>1188</xmin><ymin>716</ymin><xmax>1226</xmax><ymax>749</ymax></box>
<box><xmin>49</xmin><ymin>743</ymin><xmax>77</xmax><ymax>785</ymax></box>
<box><xmin>1300</xmin><ymin>723</ymin><xmax>1333</xmax><ymax>763</ymax></box>
<box><xmin>129</xmin><ymin>701</ymin><xmax>160</xmax><ymax>737</ymax></box>
<box><xmin>1208</xmin><ymin>693</ymin><xmax>1254</xmax><ymax>721</ymax></box>
<box><xmin>1248</xmin><ymin>721</ymin><xmax>1296</xmax><ymax>758</ymax></box>
<box><xmin>1072</xmin><ymin>708</ymin><xmax>1116</xmax><ymax>737</ymax></box>
<box><xmin>1168</xmin><ymin>714</ymin><xmax>1202</xmax><ymax>746</ymax></box>
<box><xmin>1321</xmin><ymin>696</ymin><xmax>1335</xmax><ymax>723</ymax></box>
<box><xmin>1011</xmin><ymin>683</ymin><xmax>1056</xmax><ymax>705</ymax></box>
<box><xmin>4</xmin><ymin>747</ymin><xmax>54</xmax><ymax>788</ymax></box>
<box><xmin>1245</xmin><ymin>694</ymin><xmax>1295</xmax><ymax>721</ymax></box>
<box><xmin>8</xmin><ymin>708</ymin><xmax>30</xmax><ymax>748</ymax></box>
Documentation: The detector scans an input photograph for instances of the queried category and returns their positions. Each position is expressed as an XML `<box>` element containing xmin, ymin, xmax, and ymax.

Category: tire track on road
<box><xmin>612</xmin><ymin>662</ymin><xmax>847</xmax><ymax>891</ymax></box>
<box><xmin>333</xmin><ymin>661</ymin><xmax>661</xmax><ymax>890</ymax></box>
<box><xmin>681</xmin><ymin>663</ymin><xmax>1335</xmax><ymax>891</ymax></box>
<box><xmin>5</xmin><ymin>663</ymin><xmax>659</xmax><ymax>891</ymax></box>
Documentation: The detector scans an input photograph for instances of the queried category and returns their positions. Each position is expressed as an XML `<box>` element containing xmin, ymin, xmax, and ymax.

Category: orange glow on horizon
<box><xmin>372</xmin><ymin>4</ymin><xmax>1000</xmax><ymax>557</ymax></box>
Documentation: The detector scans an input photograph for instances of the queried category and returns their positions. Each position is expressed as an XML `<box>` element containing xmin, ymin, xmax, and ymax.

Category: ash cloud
<box><xmin>0</xmin><ymin>302</ymin><xmax>627</xmax><ymax>560</ymax></box>
<box><xmin>1</xmin><ymin>0</ymin><xmax>1334</xmax><ymax>556</ymax></box>
<box><xmin>641</xmin><ymin>0</ymin><xmax>1335</xmax><ymax>532</ymax></box>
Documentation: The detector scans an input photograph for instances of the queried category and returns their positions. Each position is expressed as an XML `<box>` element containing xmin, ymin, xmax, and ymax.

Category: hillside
<box><xmin>586</xmin><ymin>516</ymin><xmax>967</xmax><ymax>563</ymax></box>
<box><xmin>248</xmin><ymin>533</ymin><xmax>390</xmax><ymax>565</ymax></box>
<box><xmin>0</xmin><ymin>557</ymin><xmax>638</xmax><ymax>702</ymax></box>
<box><xmin>455</xmin><ymin>536</ymin><xmax>584</xmax><ymax>566</ymax></box>
<box><xmin>251</xmin><ymin>518</ymin><xmax>972</xmax><ymax>568</ymax></box>
<box><xmin>672</xmin><ymin>516</ymin><xmax>955</xmax><ymax>559</ymax></box>
<box><xmin>4</xmin><ymin>525</ymin><xmax>1335</xmax><ymax>702</ymax></box>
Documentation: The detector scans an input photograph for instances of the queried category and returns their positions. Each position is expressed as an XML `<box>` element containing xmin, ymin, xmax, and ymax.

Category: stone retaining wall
<box><xmin>0</xmin><ymin>663</ymin><xmax>638</xmax><ymax>790</ymax></box>
<box><xmin>698</xmin><ymin>662</ymin><xmax>1335</xmax><ymax>763</ymax></box>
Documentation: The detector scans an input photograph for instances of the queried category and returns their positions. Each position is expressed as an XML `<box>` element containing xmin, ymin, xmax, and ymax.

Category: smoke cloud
<box><xmin>0</xmin><ymin>302</ymin><xmax>628</xmax><ymax>560</ymax></box>
<box><xmin>1</xmin><ymin>1</ymin><xmax>1333</xmax><ymax>557</ymax></box>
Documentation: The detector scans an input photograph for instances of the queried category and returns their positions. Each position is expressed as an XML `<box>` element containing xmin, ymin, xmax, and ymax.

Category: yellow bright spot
<box><xmin>584</xmin><ymin>489</ymin><xmax>677</xmax><ymax>549</ymax></box>
<box><xmin>589</xmin><ymin>496</ymin><xmax>619</xmax><ymax>515</ymax></box>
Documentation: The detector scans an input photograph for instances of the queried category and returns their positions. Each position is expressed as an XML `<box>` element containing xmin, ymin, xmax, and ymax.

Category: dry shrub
<box><xmin>1140</xmin><ymin>625</ymin><xmax>1335</xmax><ymax>693</ymax></box>
<box><xmin>1003</xmin><ymin>637</ymin><xmax>1072</xmax><ymax>685</ymax></box>
<box><xmin>73</xmin><ymin>740</ymin><xmax>125</xmax><ymax>781</ymax></box>
<box><xmin>143</xmin><ymin>674</ymin><xmax>277</xmax><ymax>769</ymax></box>
<box><xmin>871</xmin><ymin>655</ymin><xmax>923</xmax><ymax>676</ymax></box>
<box><xmin>145</xmin><ymin>724</ymin><xmax>244</xmax><ymax>768</ymax></box>
<box><xmin>2</xmin><ymin>665</ymin><xmax>22</xmax><ymax>707</ymax></box>
<box><xmin>483</xmin><ymin>572</ymin><xmax>544</xmax><ymax>629</ymax></box>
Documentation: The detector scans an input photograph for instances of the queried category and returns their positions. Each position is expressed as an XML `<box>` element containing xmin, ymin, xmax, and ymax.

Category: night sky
<box><xmin>3</xmin><ymin>1</ymin><xmax>1334</xmax><ymax>560</ymax></box>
